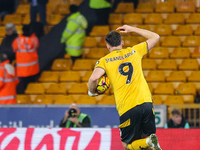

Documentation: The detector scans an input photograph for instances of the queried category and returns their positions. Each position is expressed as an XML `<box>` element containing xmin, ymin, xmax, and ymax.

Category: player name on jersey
<box><xmin>105</xmin><ymin>50</ymin><xmax>136</xmax><ymax>63</ymax></box>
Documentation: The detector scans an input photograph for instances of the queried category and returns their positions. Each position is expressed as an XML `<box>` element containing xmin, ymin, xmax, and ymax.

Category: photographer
<box><xmin>59</xmin><ymin>103</ymin><xmax>91</xmax><ymax>128</ymax></box>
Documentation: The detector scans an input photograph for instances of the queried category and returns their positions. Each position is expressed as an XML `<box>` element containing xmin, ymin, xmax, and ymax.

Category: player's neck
<box><xmin>109</xmin><ymin>46</ymin><xmax>122</xmax><ymax>52</ymax></box>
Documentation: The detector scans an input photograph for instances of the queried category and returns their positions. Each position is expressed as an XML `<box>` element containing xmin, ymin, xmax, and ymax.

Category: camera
<box><xmin>68</xmin><ymin>108</ymin><xmax>77</xmax><ymax>118</ymax></box>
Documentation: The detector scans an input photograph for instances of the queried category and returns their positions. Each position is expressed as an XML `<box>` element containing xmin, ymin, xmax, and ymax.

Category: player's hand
<box><xmin>116</xmin><ymin>25</ymin><xmax>134</xmax><ymax>33</ymax></box>
<box><xmin>88</xmin><ymin>91</ymin><xmax>98</xmax><ymax>97</ymax></box>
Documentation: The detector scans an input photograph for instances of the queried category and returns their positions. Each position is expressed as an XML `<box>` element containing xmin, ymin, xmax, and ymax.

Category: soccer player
<box><xmin>88</xmin><ymin>25</ymin><xmax>162</xmax><ymax>150</ymax></box>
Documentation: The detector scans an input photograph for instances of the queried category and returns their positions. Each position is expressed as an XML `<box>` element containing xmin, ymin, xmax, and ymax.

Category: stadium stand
<box><xmin>173</xmin><ymin>25</ymin><xmax>193</xmax><ymax>35</ymax></box>
<box><xmin>176</xmin><ymin>83</ymin><xmax>196</xmax><ymax>95</ymax></box>
<box><xmin>166</xmin><ymin>71</ymin><xmax>187</xmax><ymax>82</ymax></box>
<box><xmin>142</xmin><ymin>59</ymin><xmax>157</xmax><ymax>70</ymax></box>
<box><xmin>76</xmin><ymin>95</ymin><xmax>97</xmax><ymax>104</ymax></box>
<box><xmin>17</xmin><ymin>95</ymin><xmax>31</xmax><ymax>104</ymax></box>
<box><xmin>83</xmin><ymin>37</ymin><xmax>98</xmax><ymax>48</ymax></box>
<box><xmin>34</xmin><ymin>95</ymin><xmax>54</xmax><ymax>104</ymax></box>
<box><xmin>115</xmin><ymin>2</ymin><xmax>134</xmax><ymax>13</ymax></box>
<box><xmin>170</xmin><ymin>47</ymin><xmax>190</xmax><ymax>58</ymax></box>
<box><xmin>108</xmin><ymin>13</ymin><xmax>123</xmax><ymax>24</ymax></box>
<box><xmin>38</xmin><ymin>71</ymin><xmax>59</xmax><ymax>82</ymax></box>
<box><xmin>188</xmin><ymin>71</ymin><xmax>200</xmax><ymax>82</ymax></box>
<box><xmin>51</xmin><ymin>59</ymin><xmax>72</xmax><ymax>71</ymax></box>
<box><xmin>46</xmin><ymin>83</ymin><xmax>67</xmax><ymax>94</ymax></box>
<box><xmin>136</xmin><ymin>2</ymin><xmax>154</xmax><ymax>13</ymax></box>
<box><xmin>146</xmin><ymin>71</ymin><xmax>165</xmax><ymax>82</ymax></box>
<box><xmin>98</xmin><ymin>95</ymin><xmax>115</xmax><ymax>105</ymax></box>
<box><xmin>0</xmin><ymin>26</ymin><xmax>6</xmax><ymax>37</ymax></box>
<box><xmin>149</xmin><ymin>47</ymin><xmax>169</xmax><ymax>58</ymax></box>
<box><xmin>68</xmin><ymin>83</ymin><xmax>88</xmax><ymax>94</ymax></box>
<box><xmin>60</xmin><ymin>71</ymin><xmax>81</xmax><ymax>82</ymax></box>
<box><xmin>154</xmin><ymin>24</ymin><xmax>172</xmax><ymax>36</ymax></box>
<box><xmin>54</xmin><ymin>95</ymin><xmax>75</xmax><ymax>104</ymax></box>
<box><xmin>152</xmin><ymin>95</ymin><xmax>163</xmax><ymax>105</ymax></box>
<box><xmin>161</xmin><ymin>36</ymin><xmax>181</xmax><ymax>47</ymax></box>
<box><xmin>158</xmin><ymin>59</ymin><xmax>178</xmax><ymax>70</ymax></box>
<box><xmin>176</xmin><ymin>1</ymin><xmax>196</xmax><ymax>13</ymax></box>
<box><xmin>144</xmin><ymin>13</ymin><xmax>163</xmax><ymax>24</ymax></box>
<box><xmin>154</xmin><ymin>83</ymin><xmax>174</xmax><ymax>95</ymax></box>
<box><xmin>123</xmin><ymin>13</ymin><xmax>143</xmax><ymax>24</ymax></box>
<box><xmin>9</xmin><ymin>0</ymin><xmax>199</xmax><ymax>113</ymax></box>
<box><xmin>155</xmin><ymin>1</ymin><xmax>174</xmax><ymax>13</ymax></box>
<box><xmin>164</xmin><ymin>95</ymin><xmax>184</xmax><ymax>106</ymax></box>
<box><xmin>178</xmin><ymin>59</ymin><xmax>199</xmax><ymax>70</ymax></box>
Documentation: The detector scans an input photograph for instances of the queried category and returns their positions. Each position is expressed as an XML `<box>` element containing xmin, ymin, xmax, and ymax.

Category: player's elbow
<box><xmin>154</xmin><ymin>33</ymin><xmax>160</xmax><ymax>43</ymax></box>
<box><xmin>89</xmin><ymin>75</ymin><xmax>98</xmax><ymax>83</ymax></box>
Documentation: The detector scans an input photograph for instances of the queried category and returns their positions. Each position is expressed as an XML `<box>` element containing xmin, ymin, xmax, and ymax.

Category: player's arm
<box><xmin>88</xmin><ymin>67</ymin><xmax>105</xmax><ymax>96</ymax></box>
<box><xmin>116</xmin><ymin>25</ymin><xmax>160</xmax><ymax>51</ymax></box>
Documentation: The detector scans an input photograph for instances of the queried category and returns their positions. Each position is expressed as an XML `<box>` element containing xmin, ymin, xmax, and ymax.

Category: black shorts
<box><xmin>119</xmin><ymin>102</ymin><xmax>156</xmax><ymax>144</ymax></box>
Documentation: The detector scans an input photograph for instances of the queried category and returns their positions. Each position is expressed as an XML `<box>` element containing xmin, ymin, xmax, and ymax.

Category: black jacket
<box><xmin>59</xmin><ymin>113</ymin><xmax>91</xmax><ymax>128</ymax></box>
<box><xmin>167</xmin><ymin>115</ymin><xmax>189</xmax><ymax>128</ymax></box>
<box><xmin>0</xmin><ymin>33</ymin><xmax>18</xmax><ymax>62</ymax></box>
<box><xmin>29</xmin><ymin>0</ymin><xmax>48</xmax><ymax>5</ymax></box>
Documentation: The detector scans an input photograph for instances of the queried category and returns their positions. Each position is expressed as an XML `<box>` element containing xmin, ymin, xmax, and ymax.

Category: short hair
<box><xmin>105</xmin><ymin>31</ymin><xmax>121</xmax><ymax>47</ymax></box>
<box><xmin>70</xmin><ymin>5</ymin><xmax>79</xmax><ymax>13</ymax></box>
<box><xmin>23</xmin><ymin>25</ymin><xmax>32</xmax><ymax>36</ymax></box>
<box><xmin>171</xmin><ymin>109</ymin><xmax>181</xmax><ymax>115</ymax></box>
<box><xmin>5</xmin><ymin>23</ymin><xmax>17</xmax><ymax>33</ymax></box>
<box><xmin>0</xmin><ymin>53</ymin><xmax>8</xmax><ymax>62</ymax></box>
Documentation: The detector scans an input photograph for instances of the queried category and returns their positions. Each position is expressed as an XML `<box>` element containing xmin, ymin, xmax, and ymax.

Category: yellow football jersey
<box><xmin>95</xmin><ymin>42</ymin><xmax>152</xmax><ymax>116</ymax></box>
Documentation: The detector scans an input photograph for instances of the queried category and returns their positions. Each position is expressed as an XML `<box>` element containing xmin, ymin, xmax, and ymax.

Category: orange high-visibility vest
<box><xmin>12</xmin><ymin>34</ymin><xmax>39</xmax><ymax>77</ymax></box>
<box><xmin>0</xmin><ymin>60</ymin><xmax>19</xmax><ymax>104</ymax></box>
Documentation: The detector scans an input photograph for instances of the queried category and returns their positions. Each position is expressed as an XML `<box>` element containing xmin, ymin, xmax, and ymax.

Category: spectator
<box><xmin>165</xmin><ymin>109</ymin><xmax>190</xmax><ymax>129</ymax></box>
<box><xmin>61</xmin><ymin>5</ymin><xmax>88</xmax><ymax>63</ymax></box>
<box><xmin>0</xmin><ymin>0</ymin><xmax>15</xmax><ymax>20</ymax></box>
<box><xmin>28</xmin><ymin>0</ymin><xmax>48</xmax><ymax>25</ymax></box>
<box><xmin>30</xmin><ymin>22</ymin><xmax>44</xmax><ymax>38</ymax></box>
<box><xmin>0</xmin><ymin>53</ymin><xmax>18</xmax><ymax>104</ymax></box>
<box><xmin>12</xmin><ymin>25</ymin><xmax>39</xmax><ymax>94</ymax></box>
<box><xmin>59</xmin><ymin>103</ymin><xmax>91</xmax><ymax>128</ymax></box>
<box><xmin>89</xmin><ymin>0</ymin><xmax>111</xmax><ymax>25</ymax></box>
<box><xmin>0</xmin><ymin>23</ymin><xmax>18</xmax><ymax>63</ymax></box>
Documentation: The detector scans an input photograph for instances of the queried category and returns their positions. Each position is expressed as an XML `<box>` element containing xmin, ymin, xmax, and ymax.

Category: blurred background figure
<box><xmin>0</xmin><ymin>23</ymin><xmax>18</xmax><ymax>63</ymax></box>
<box><xmin>89</xmin><ymin>0</ymin><xmax>111</xmax><ymax>25</ymax></box>
<box><xmin>59</xmin><ymin>103</ymin><xmax>91</xmax><ymax>128</ymax></box>
<box><xmin>28</xmin><ymin>0</ymin><xmax>48</xmax><ymax>25</ymax></box>
<box><xmin>0</xmin><ymin>0</ymin><xmax>16</xmax><ymax>21</ymax></box>
<box><xmin>12</xmin><ymin>25</ymin><xmax>39</xmax><ymax>94</ymax></box>
<box><xmin>0</xmin><ymin>53</ymin><xmax>18</xmax><ymax>104</ymax></box>
<box><xmin>61</xmin><ymin>5</ymin><xmax>88</xmax><ymax>63</ymax></box>
<box><xmin>165</xmin><ymin>109</ymin><xmax>190</xmax><ymax>129</ymax></box>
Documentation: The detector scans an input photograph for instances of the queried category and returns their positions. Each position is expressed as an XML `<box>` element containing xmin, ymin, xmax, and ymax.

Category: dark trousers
<box><xmin>93</xmin><ymin>8</ymin><xmax>110</xmax><ymax>25</ymax></box>
<box><xmin>30</xmin><ymin>4</ymin><xmax>46</xmax><ymax>25</ymax></box>
<box><xmin>17</xmin><ymin>74</ymin><xmax>38</xmax><ymax>94</ymax></box>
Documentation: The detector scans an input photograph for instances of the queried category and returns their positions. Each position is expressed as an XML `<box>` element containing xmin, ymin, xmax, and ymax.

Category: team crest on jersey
<box><xmin>131</xmin><ymin>49</ymin><xmax>136</xmax><ymax>54</ymax></box>
<box><xmin>95</xmin><ymin>61</ymin><xmax>99</xmax><ymax>66</ymax></box>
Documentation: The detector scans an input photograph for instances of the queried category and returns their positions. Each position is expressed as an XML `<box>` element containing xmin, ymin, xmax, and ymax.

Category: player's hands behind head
<box><xmin>116</xmin><ymin>25</ymin><xmax>134</xmax><ymax>33</ymax></box>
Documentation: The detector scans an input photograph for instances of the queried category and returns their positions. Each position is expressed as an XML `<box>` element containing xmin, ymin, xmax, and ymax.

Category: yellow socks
<box><xmin>128</xmin><ymin>138</ymin><xmax>148</xmax><ymax>150</ymax></box>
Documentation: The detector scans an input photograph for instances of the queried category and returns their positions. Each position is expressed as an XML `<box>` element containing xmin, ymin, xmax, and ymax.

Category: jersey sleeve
<box><xmin>132</xmin><ymin>42</ymin><xmax>148</xmax><ymax>57</ymax></box>
<box><xmin>94</xmin><ymin>58</ymin><xmax>106</xmax><ymax>71</ymax></box>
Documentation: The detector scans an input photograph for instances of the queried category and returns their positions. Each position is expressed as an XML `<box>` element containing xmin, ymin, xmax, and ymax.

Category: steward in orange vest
<box><xmin>12</xmin><ymin>25</ymin><xmax>39</xmax><ymax>77</ymax></box>
<box><xmin>0</xmin><ymin>54</ymin><xmax>19</xmax><ymax>104</ymax></box>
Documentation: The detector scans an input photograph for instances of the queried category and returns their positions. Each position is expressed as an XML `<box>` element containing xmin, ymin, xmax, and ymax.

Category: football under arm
<box><xmin>88</xmin><ymin>67</ymin><xmax>106</xmax><ymax>94</ymax></box>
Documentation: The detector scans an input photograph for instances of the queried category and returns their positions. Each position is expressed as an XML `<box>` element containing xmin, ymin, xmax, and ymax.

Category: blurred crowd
<box><xmin>0</xmin><ymin>0</ymin><xmax>139</xmax><ymax>104</ymax></box>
